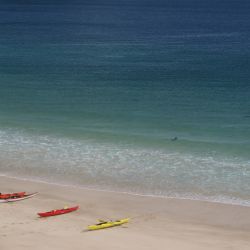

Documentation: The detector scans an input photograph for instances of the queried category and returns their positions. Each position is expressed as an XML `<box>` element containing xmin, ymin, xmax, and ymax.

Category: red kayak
<box><xmin>0</xmin><ymin>192</ymin><xmax>38</xmax><ymax>203</ymax></box>
<box><xmin>38</xmin><ymin>206</ymin><xmax>79</xmax><ymax>217</ymax></box>
<box><xmin>0</xmin><ymin>192</ymin><xmax>26</xmax><ymax>199</ymax></box>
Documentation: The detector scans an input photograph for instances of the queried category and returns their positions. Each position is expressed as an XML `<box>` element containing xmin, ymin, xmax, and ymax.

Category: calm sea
<box><xmin>0</xmin><ymin>0</ymin><xmax>250</xmax><ymax>205</ymax></box>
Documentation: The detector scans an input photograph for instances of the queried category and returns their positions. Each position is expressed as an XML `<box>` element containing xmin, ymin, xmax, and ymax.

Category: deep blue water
<box><xmin>0</xmin><ymin>0</ymin><xmax>250</xmax><ymax>205</ymax></box>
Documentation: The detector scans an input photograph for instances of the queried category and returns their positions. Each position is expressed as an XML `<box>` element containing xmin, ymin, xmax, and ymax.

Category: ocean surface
<box><xmin>0</xmin><ymin>0</ymin><xmax>250</xmax><ymax>206</ymax></box>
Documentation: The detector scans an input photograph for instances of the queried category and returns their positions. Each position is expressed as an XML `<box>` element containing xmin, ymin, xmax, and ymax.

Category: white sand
<box><xmin>0</xmin><ymin>176</ymin><xmax>250</xmax><ymax>250</ymax></box>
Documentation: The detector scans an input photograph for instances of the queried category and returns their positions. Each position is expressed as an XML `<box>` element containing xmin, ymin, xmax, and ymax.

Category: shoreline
<box><xmin>1</xmin><ymin>173</ymin><xmax>250</xmax><ymax>208</ymax></box>
<box><xmin>0</xmin><ymin>175</ymin><xmax>250</xmax><ymax>250</ymax></box>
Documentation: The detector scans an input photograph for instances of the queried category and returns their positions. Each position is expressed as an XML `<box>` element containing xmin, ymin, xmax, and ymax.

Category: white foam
<box><xmin>0</xmin><ymin>128</ymin><xmax>250</xmax><ymax>207</ymax></box>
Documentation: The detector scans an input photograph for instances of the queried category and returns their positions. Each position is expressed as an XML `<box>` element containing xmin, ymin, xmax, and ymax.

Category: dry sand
<box><xmin>0</xmin><ymin>175</ymin><xmax>250</xmax><ymax>250</ymax></box>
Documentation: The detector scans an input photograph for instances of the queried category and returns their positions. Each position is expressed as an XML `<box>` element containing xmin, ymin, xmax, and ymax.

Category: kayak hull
<box><xmin>0</xmin><ymin>192</ymin><xmax>26</xmax><ymax>199</ymax></box>
<box><xmin>38</xmin><ymin>206</ymin><xmax>79</xmax><ymax>217</ymax></box>
<box><xmin>0</xmin><ymin>192</ymin><xmax>38</xmax><ymax>203</ymax></box>
<box><xmin>88</xmin><ymin>218</ymin><xmax>130</xmax><ymax>230</ymax></box>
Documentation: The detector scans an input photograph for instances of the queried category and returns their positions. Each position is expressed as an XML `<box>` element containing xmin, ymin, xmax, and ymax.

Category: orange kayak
<box><xmin>0</xmin><ymin>192</ymin><xmax>26</xmax><ymax>199</ymax></box>
<box><xmin>38</xmin><ymin>206</ymin><xmax>79</xmax><ymax>217</ymax></box>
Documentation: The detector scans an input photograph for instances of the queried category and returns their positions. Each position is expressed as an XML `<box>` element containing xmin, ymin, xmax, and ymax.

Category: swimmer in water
<box><xmin>171</xmin><ymin>137</ymin><xmax>178</xmax><ymax>141</ymax></box>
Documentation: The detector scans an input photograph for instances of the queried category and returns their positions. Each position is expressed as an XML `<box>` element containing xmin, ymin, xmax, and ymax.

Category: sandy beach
<box><xmin>0</xmin><ymin>176</ymin><xmax>249</xmax><ymax>250</ymax></box>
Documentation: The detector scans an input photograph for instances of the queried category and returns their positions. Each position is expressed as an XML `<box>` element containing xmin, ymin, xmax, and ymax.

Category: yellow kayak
<box><xmin>88</xmin><ymin>218</ymin><xmax>130</xmax><ymax>230</ymax></box>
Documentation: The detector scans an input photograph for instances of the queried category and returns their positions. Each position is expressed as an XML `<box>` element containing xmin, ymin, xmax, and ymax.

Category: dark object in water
<box><xmin>171</xmin><ymin>137</ymin><xmax>178</xmax><ymax>141</ymax></box>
